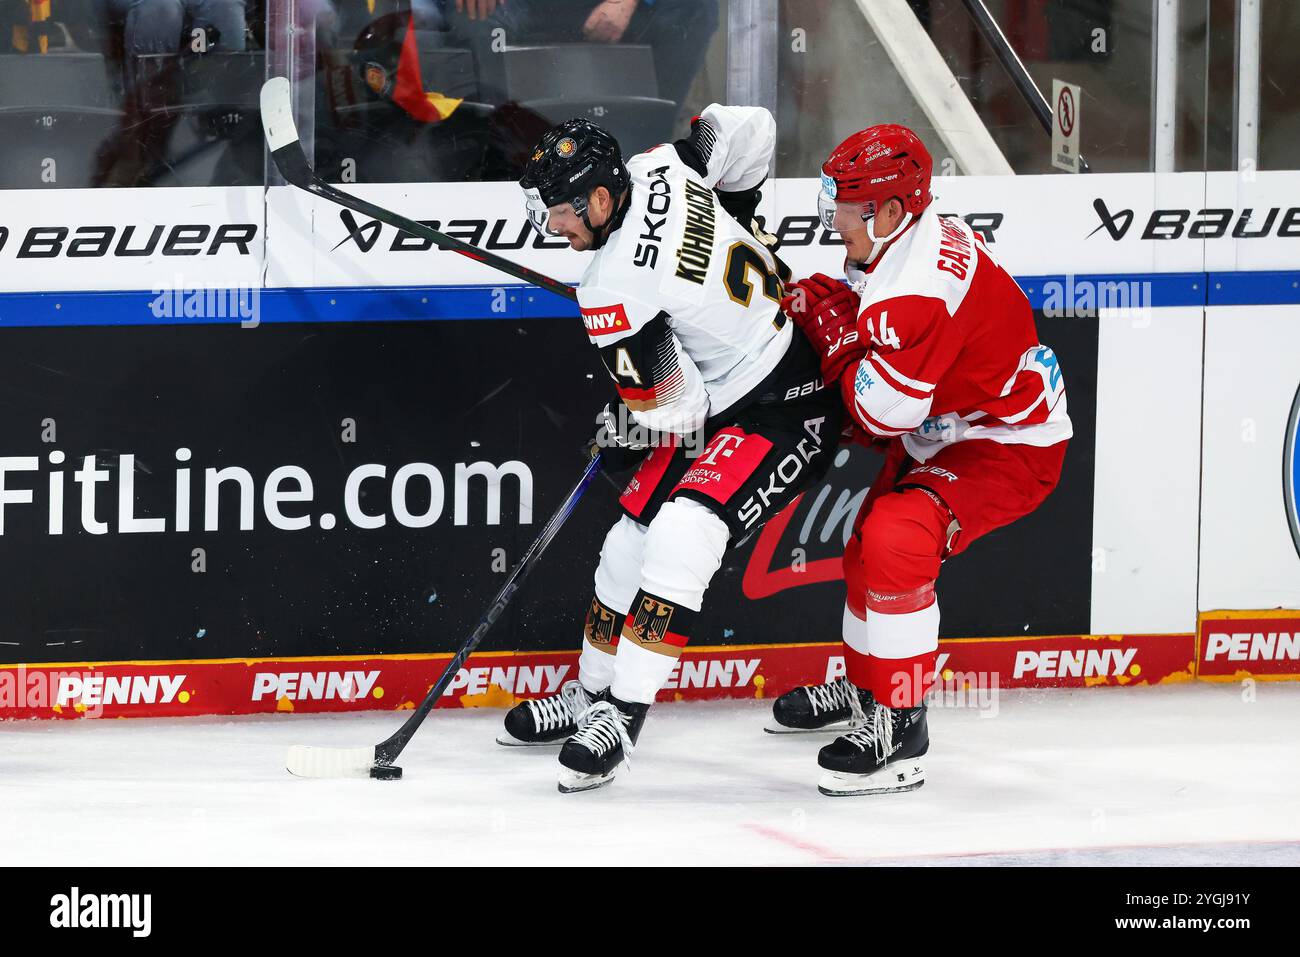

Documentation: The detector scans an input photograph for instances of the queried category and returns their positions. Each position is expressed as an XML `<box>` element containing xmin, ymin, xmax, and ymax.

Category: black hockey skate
<box><xmin>556</xmin><ymin>695</ymin><xmax>648</xmax><ymax>793</ymax></box>
<box><xmin>766</xmin><ymin>676</ymin><xmax>875</xmax><ymax>734</ymax></box>
<box><xmin>497</xmin><ymin>681</ymin><xmax>603</xmax><ymax>747</ymax></box>
<box><xmin>816</xmin><ymin>701</ymin><xmax>928</xmax><ymax>796</ymax></box>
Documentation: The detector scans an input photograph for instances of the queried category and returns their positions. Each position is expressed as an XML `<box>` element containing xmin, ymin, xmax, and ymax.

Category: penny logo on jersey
<box><xmin>581</xmin><ymin>303</ymin><xmax>630</xmax><ymax>336</ymax></box>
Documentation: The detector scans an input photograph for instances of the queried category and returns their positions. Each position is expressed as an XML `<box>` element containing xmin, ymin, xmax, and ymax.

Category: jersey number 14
<box><xmin>865</xmin><ymin>310</ymin><xmax>901</xmax><ymax>350</ymax></box>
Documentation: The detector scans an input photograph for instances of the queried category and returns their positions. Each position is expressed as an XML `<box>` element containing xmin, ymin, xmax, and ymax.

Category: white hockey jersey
<box><xmin>576</xmin><ymin>104</ymin><xmax>792</xmax><ymax>435</ymax></box>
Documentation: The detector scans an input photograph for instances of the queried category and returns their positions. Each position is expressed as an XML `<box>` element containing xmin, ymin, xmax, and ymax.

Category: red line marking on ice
<box><xmin>744</xmin><ymin>823</ymin><xmax>849</xmax><ymax>863</ymax></box>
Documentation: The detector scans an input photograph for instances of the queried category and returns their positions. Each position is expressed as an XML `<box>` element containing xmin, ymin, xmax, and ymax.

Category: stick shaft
<box><xmin>259</xmin><ymin>79</ymin><xmax>576</xmax><ymax>303</ymax></box>
<box><xmin>374</xmin><ymin>454</ymin><xmax>605</xmax><ymax>765</ymax></box>
<box><xmin>304</xmin><ymin>174</ymin><xmax>578</xmax><ymax>302</ymax></box>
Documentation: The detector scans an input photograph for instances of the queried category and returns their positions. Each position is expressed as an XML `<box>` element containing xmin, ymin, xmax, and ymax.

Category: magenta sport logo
<box><xmin>1286</xmin><ymin>380</ymin><xmax>1300</xmax><ymax>561</ymax></box>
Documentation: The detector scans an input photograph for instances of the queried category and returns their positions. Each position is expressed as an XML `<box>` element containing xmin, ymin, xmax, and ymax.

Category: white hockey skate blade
<box><xmin>763</xmin><ymin>718</ymin><xmax>855</xmax><ymax>735</ymax></box>
<box><xmin>495</xmin><ymin>731</ymin><xmax>566</xmax><ymax>748</ymax></box>
<box><xmin>285</xmin><ymin>745</ymin><xmax>376</xmax><ymax>778</ymax></box>
<box><xmin>557</xmin><ymin>765</ymin><xmax>618</xmax><ymax>793</ymax></box>
<box><xmin>817</xmin><ymin>759</ymin><xmax>926</xmax><ymax>797</ymax></box>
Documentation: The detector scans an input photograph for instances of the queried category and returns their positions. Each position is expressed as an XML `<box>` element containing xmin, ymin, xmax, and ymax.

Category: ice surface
<box><xmin>3</xmin><ymin>684</ymin><xmax>1299</xmax><ymax>866</ymax></box>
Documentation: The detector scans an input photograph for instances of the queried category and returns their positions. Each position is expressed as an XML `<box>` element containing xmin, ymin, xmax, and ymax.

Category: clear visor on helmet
<box><xmin>525</xmin><ymin>187</ymin><xmax>589</xmax><ymax>238</ymax></box>
<box><xmin>817</xmin><ymin>185</ymin><xmax>876</xmax><ymax>234</ymax></box>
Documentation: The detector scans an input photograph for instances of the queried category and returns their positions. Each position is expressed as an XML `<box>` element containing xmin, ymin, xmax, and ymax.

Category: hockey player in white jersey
<box><xmin>504</xmin><ymin>108</ymin><xmax>843</xmax><ymax>792</ymax></box>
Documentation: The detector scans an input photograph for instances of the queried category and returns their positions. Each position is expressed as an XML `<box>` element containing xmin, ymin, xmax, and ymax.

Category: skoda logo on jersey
<box><xmin>820</xmin><ymin>173</ymin><xmax>837</xmax><ymax>201</ymax></box>
<box><xmin>1285</xmin><ymin>381</ymin><xmax>1300</xmax><ymax>561</ymax></box>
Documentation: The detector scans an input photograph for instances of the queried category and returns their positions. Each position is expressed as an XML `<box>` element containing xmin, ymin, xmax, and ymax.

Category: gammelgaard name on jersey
<box><xmin>0</xmin><ymin>224</ymin><xmax>259</xmax><ymax>258</ymax></box>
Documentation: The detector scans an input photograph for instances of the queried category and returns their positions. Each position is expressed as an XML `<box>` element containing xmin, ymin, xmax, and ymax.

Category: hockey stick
<box><xmin>262</xmin><ymin>78</ymin><xmax>607</xmax><ymax>778</ymax></box>
<box><xmin>955</xmin><ymin>0</ymin><xmax>1091</xmax><ymax>173</ymax></box>
<box><xmin>258</xmin><ymin>76</ymin><xmax>578</xmax><ymax>303</ymax></box>
<box><xmin>287</xmin><ymin>452</ymin><xmax>606</xmax><ymax>778</ymax></box>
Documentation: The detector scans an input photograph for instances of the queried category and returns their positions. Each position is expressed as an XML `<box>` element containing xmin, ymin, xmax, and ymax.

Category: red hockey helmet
<box><xmin>818</xmin><ymin>124</ymin><xmax>933</xmax><ymax>234</ymax></box>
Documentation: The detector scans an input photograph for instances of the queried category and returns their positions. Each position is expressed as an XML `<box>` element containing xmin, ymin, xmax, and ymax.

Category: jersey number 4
<box><xmin>614</xmin><ymin>347</ymin><xmax>643</xmax><ymax>385</ymax></box>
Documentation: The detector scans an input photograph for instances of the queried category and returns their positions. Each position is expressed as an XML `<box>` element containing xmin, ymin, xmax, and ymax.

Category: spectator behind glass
<box><xmin>92</xmin><ymin>0</ymin><xmax>249</xmax><ymax>185</ymax></box>
<box><xmin>102</xmin><ymin>0</ymin><xmax>247</xmax><ymax>56</ymax></box>
<box><xmin>444</xmin><ymin>0</ymin><xmax>719</xmax><ymax>116</ymax></box>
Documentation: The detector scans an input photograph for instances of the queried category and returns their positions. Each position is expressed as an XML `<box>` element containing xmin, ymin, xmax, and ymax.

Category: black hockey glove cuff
<box><xmin>587</xmin><ymin>402</ymin><xmax>653</xmax><ymax>473</ymax></box>
<box><xmin>716</xmin><ymin>188</ymin><xmax>789</xmax><ymax>281</ymax></box>
<box><xmin>716</xmin><ymin>184</ymin><xmax>762</xmax><ymax>230</ymax></box>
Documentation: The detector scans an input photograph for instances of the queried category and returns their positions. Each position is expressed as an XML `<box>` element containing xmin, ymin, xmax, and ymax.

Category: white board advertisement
<box><xmin>3</xmin><ymin>172</ymin><xmax>1297</xmax><ymax>292</ymax></box>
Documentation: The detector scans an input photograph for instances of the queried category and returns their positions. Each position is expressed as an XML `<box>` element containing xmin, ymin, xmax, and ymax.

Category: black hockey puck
<box><xmin>369</xmin><ymin>765</ymin><xmax>403</xmax><ymax>780</ymax></box>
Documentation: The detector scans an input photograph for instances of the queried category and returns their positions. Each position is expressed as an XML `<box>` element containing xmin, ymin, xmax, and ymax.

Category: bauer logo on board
<box><xmin>1087</xmin><ymin>197</ymin><xmax>1300</xmax><ymax>242</ymax></box>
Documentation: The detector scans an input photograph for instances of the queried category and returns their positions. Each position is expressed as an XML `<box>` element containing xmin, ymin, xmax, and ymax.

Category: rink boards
<box><xmin>1</xmin><ymin>171</ymin><xmax>1299</xmax><ymax>718</ymax></box>
<box><xmin>0</xmin><ymin>631</ymin><xmax>1198</xmax><ymax>720</ymax></box>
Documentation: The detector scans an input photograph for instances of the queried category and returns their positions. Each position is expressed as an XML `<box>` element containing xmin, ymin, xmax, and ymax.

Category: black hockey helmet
<box><xmin>519</xmin><ymin>118</ymin><xmax>629</xmax><ymax>247</ymax></box>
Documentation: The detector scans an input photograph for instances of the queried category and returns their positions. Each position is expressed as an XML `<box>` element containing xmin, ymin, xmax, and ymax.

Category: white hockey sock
<box><xmin>579</xmin><ymin>629</ymin><xmax>617</xmax><ymax>695</ymax></box>
<box><xmin>841</xmin><ymin>603</ymin><xmax>872</xmax><ymax>688</ymax></box>
<box><xmin>864</xmin><ymin>602</ymin><xmax>940</xmax><ymax>660</ymax></box>
<box><xmin>611</xmin><ymin>499</ymin><xmax>729</xmax><ymax>705</ymax></box>
<box><xmin>580</xmin><ymin>516</ymin><xmax>648</xmax><ymax>694</ymax></box>
<box><xmin>610</xmin><ymin>638</ymin><xmax>679</xmax><ymax>705</ymax></box>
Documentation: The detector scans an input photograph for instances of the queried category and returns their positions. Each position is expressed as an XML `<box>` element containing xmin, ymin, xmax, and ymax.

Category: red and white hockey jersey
<box><xmin>576</xmin><ymin>104</ymin><xmax>792</xmax><ymax>436</ymax></box>
<box><xmin>843</xmin><ymin>209</ymin><xmax>1071</xmax><ymax>463</ymax></box>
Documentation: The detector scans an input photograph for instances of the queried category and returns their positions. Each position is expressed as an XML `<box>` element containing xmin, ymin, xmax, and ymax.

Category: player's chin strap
<box><xmin>861</xmin><ymin>210</ymin><xmax>913</xmax><ymax>265</ymax></box>
<box><xmin>585</xmin><ymin>186</ymin><xmax>633</xmax><ymax>251</ymax></box>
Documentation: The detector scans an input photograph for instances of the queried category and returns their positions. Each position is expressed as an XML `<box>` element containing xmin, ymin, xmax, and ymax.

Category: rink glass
<box><xmin>1</xmin><ymin>1</ymin><xmax>1295</xmax><ymax>189</ymax></box>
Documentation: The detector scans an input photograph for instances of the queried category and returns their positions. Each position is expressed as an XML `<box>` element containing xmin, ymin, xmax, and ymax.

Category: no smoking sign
<box><xmin>1052</xmin><ymin>79</ymin><xmax>1082</xmax><ymax>173</ymax></box>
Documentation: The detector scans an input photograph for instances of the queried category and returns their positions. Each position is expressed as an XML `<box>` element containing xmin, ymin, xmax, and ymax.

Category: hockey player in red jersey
<box><xmin>502</xmin><ymin>109</ymin><xmax>843</xmax><ymax>792</ymax></box>
<box><xmin>769</xmin><ymin>124</ymin><xmax>1071</xmax><ymax>796</ymax></box>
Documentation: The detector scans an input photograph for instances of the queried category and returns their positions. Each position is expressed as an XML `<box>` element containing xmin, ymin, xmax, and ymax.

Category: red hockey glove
<box><xmin>780</xmin><ymin>273</ymin><xmax>847</xmax><ymax>323</ymax></box>
<box><xmin>780</xmin><ymin>274</ymin><xmax>866</xmax><ymax>385</ymax></box>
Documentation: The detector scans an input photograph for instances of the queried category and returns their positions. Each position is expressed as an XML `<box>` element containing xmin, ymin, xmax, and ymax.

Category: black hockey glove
<box><xmin>587</xmin><ymin>402</ymin><xmax>652</xmax><ymax>473</ymax></box>
<box><xmin>716</xmin><ymin>185</ymin><xmax>790</xmax><ymax>282</ymax></box>
<box><xmin>716</xmin><ymin>183</ymin><xmax>762</xmax><ymax>229</ymax></box>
